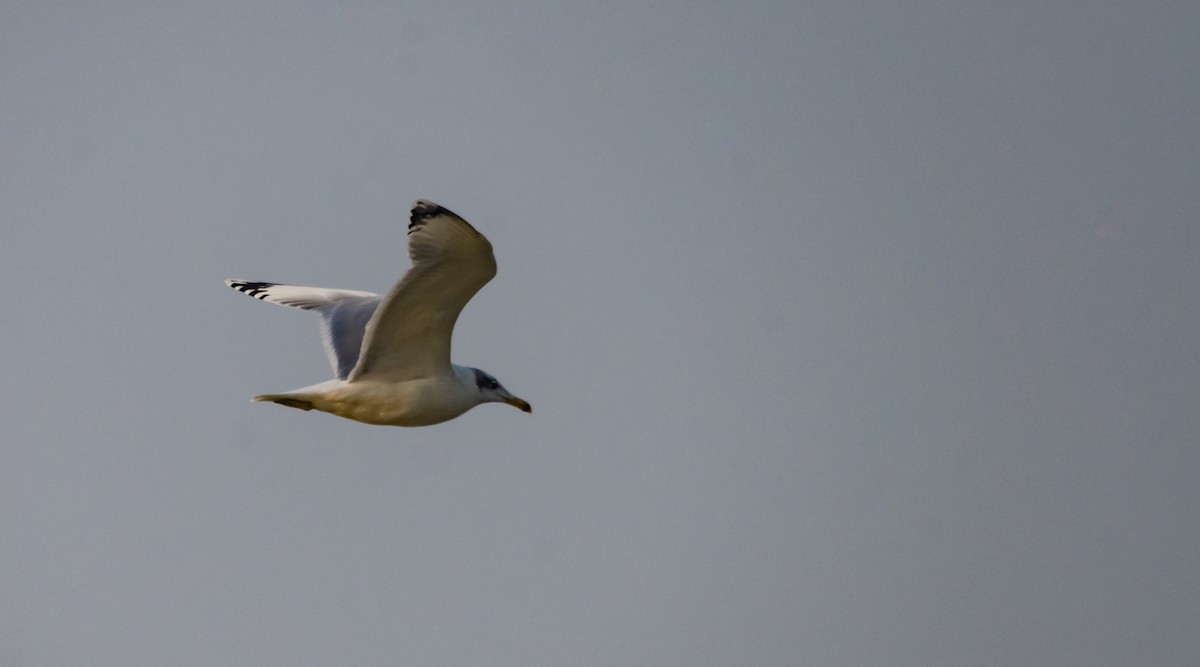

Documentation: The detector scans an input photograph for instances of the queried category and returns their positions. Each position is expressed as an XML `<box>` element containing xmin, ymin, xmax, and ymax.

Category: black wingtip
<box><xmin>227</xmin><ymin>280</ymin><xmax>276</xmax><ymax>299</ymax></box>
<box><xmin>409</xmin><ymin>200</ymin><xmax>461</xmax><ymax>230</ymax></box>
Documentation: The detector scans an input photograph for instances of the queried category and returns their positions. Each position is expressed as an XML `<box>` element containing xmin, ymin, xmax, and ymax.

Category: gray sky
<box><xmin>3</xmin><ymin>1</ymin><xmax>1198</xmax><ymax>665</ymax></box>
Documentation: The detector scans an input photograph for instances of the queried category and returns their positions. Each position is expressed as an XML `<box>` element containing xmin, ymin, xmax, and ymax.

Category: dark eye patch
<box><xmin>472</xmin><ymin>368</ymin><xmax>500</xmax><ymax>391</ymax></box>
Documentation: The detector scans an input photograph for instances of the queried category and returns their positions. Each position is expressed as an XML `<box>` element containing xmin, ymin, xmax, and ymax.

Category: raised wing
<box><xmin>225</xmin><ymin>280</ymin><xmax>381</xmax><ymax>379</ymax></box>
<box><xmin>347</xmin><ymin>201</ymin><xmax>497</xmax><ymax>382</ymax></box>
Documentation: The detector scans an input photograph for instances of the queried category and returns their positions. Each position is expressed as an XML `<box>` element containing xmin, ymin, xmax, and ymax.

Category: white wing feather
<box><xmin>225</xmin><ymin>280</ymin><xmax>381</xmax><ymax>379</ymax></box>
<box><xmin>348</xmin><ymin>201</ymin><xmax>496</xmax><ymax>382</ymax></box>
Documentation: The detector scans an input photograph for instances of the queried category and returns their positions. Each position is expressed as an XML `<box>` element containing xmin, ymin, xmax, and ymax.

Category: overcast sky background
<box><xmin>2</xmin><ymin>2</ymin><xmax>1198</xmax><ymax>665</ymax></box>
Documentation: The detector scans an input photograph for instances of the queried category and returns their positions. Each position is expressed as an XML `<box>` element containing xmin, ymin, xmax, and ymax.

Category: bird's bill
<box><xmin>503</xmin><ymin>396</ymin><xmax>532</xmax><ymax>413</ymax></box>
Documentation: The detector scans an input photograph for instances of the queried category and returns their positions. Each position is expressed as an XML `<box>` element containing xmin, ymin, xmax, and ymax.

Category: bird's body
<box><xmin>225</xmin><ymin>200</ymin><xmax>530</xmax><ymax>427</ymax></box>
<box><xmin>252</xmin><ymin>366</ymin><xmax>492</xmax><ymax>426</ymax></box>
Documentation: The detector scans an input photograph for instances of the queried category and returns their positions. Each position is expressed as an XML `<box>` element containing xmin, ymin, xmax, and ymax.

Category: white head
<box><xmin>471</xmin><ymin>368</ymin><xmax>532</xmax><ymax>413</ymax></box>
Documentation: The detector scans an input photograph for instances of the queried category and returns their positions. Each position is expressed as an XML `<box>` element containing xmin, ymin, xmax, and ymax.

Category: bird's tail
<box><xmin>252</xmin><ymin>394</ymin><xmax>315</xmax><ymax>411</ymax></box>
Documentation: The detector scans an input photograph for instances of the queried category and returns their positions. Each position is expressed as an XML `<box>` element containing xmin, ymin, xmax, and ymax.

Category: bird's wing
<box><xmin>225</xmin><ymin>280</ymin><xmax>381</xmax><ymax>379</ymax></box>
<box><xmin>347</xmin><ymin>200</ymin><xmax>497</xmax><ymax>382</ymax></box>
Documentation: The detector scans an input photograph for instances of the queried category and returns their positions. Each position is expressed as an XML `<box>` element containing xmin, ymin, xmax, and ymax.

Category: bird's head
<box><xmin>471</xmin><ymin>368</ymin><xmax>532</xmax><ymax>414</ymax></box>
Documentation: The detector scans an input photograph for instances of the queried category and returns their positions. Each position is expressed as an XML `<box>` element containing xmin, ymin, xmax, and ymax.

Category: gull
<box><xmin>225</xmin><ymin>200</ymin><xmax>531</xmax><ymax>426</ymax></box>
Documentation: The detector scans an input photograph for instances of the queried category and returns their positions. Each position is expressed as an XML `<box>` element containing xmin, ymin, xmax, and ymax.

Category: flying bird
<box><xmin>225</xmin><ymin>200</ymin><xmax>531</xmax><ymax>426</ymax></box>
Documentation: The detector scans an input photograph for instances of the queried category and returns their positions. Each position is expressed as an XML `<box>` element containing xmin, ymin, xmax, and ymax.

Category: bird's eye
<box><xmin>489</xmin><ymin>380</ymin><xmax>499</xmax><ymax>389</ymax></box>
